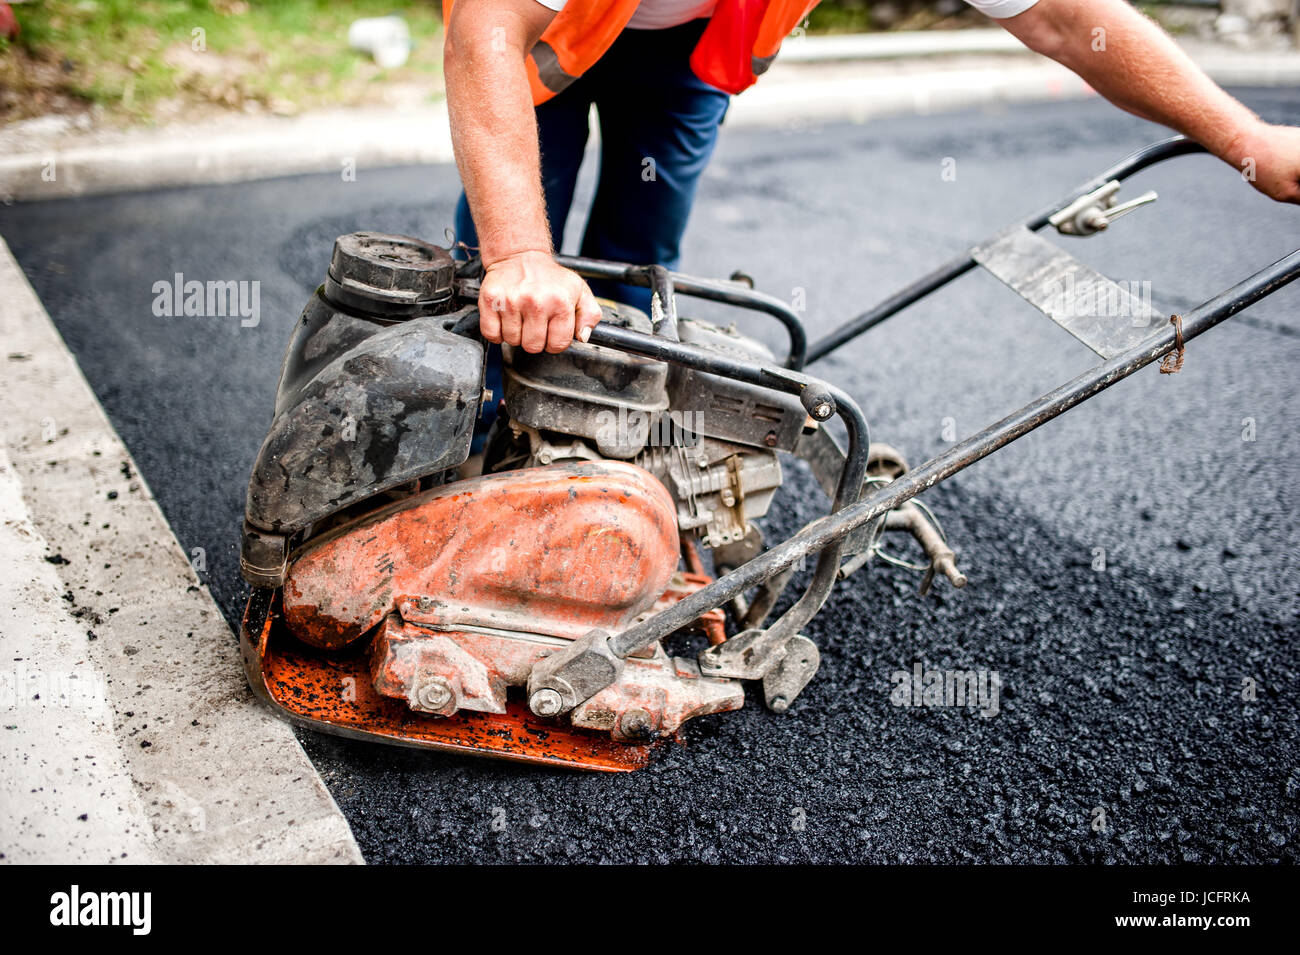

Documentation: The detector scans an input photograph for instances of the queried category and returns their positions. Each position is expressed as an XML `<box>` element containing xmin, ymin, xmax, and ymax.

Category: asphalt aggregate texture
<box><xmin>3</xmin><ymin>90</ymin><xmax>1298</xmax><ymax>863</ymax></box>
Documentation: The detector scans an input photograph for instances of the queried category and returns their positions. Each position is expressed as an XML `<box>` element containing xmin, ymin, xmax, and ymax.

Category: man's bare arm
<box><xmin>1000</xmin><ymin>0</ymin><xmax>1300</xmax><ymax>204</ymax></box>
<box><xmin>444</xmin><ymin>0</ymin><xmax>602</xmax><ymax>352</ymax></box>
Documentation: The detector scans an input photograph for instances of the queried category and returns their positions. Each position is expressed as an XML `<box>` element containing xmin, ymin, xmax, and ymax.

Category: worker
<box><xmin>443</xmin><ymin>0</ymin><xmax>1300</xmax><ymax>355</ymax></box>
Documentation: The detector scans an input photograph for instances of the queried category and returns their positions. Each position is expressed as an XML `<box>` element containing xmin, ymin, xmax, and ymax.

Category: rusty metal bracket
<box><xmin>1159</xmin><ymin>314</ymin><xmax>1186</xmax><ymax>374</ymax></box>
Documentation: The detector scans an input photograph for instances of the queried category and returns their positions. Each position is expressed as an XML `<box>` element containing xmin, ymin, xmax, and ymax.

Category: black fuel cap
<box><xmin>325</xmin><ymin>232</ymin><xmax>455</xmax><ymax>317</ymax></box>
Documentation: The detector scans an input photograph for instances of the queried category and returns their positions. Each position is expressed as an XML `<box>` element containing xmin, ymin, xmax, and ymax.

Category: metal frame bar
<box><xmin>598</xmin><ymin>248</ymin><xmax>1300</xmax><ymax>658</ymax></box>
<box><xmin>557</xmin><ymin>255</ymin><xmax>810</xmax><ymax>370</ymax></box>
<box><xmin>527</xmin><ymin>138</ymin><xmax>1296</xmax><ymax>695</ymax></box>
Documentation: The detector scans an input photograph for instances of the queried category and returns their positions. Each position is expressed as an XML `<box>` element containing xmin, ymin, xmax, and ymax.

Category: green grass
<box><xmin>806</xmin><ymin>0</ymin><xmax>989</xmax><ymax>35</ymax></box>
<box><xmin>807</xmin><ymin>0</ymin><xmax>876</xmax><ymax>34</ymax></box>
<box><xmin>2</xmin><ymin>0</ymin><xmax>446</xmax><ymax>124</ymax></box>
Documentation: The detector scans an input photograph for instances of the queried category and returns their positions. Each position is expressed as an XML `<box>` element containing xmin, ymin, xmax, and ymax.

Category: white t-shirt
<box><xmin>532</xmin><ymin>0</ymin><xmax>716</xmax><ymax>29</ymax></box>
<box><xmin>532</xmin><ymin>0</ymin><xmax>1040</xmax><ymax>29</ymax></box>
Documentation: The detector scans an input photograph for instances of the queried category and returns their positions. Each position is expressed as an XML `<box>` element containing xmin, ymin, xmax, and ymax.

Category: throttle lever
<box><xmin>1050</xmin><ymin>180</ymin><xmax>1158</xmax><ymax>236</ymax></box>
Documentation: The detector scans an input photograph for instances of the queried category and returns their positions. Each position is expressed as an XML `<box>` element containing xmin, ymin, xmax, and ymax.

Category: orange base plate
<box><xmin>239</xmin><ymin>590</ymin><xmax>661</xmax><ymax>772</ymax></box>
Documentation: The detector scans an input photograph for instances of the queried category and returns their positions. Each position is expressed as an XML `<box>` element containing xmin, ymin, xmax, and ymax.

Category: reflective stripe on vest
<box><xmin>531</xmin><ymin>40</ymin><xmax>580</xmax><ymax>96</ymax></box>
<box><xmin>751</xmin><ymin>52</ymin><xmax>777</xmax><ymax>77</ymax></box>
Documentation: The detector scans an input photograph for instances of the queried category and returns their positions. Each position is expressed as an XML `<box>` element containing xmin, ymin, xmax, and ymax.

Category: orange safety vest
<box><xmin>443</xmin><ymin>0</ymin><xmax>820</xmax><ymax>105</ymax></box>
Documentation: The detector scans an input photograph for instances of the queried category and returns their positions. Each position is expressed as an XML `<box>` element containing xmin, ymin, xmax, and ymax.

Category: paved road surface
<box><xmin>3</xmin><ymin>89</ymin><xmax>1297</xmax><ymax>863</ymax></box>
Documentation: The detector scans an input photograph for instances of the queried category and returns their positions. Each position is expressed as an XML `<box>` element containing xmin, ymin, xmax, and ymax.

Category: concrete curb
<box><xmin>0</xmin><ymin>103</ymin><xmax>455</xmax><ymax>203</ymax></box>
<box><xmin>778</xmin><ymin>27</ymin><xmax>1029</xmax><ymax>61</ymax></box>
<box><xmin>0</xmin><ymin>236</ymin><xmax>363</xmax><ymax>864</ymax></box>
<box><xmin>725</xmin><ymin>60</ymin><xmax>1092</xmax><ymax>128</ymax></box>
<box><xmin>0</xmin><ymin>37</ymin><xmax>1297</xmax><ymax>201</ymax></box>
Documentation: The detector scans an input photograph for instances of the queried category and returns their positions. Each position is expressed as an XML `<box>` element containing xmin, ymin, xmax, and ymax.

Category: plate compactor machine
<box><xmin>238</xmin><ymin>138</ymin><xmax>1300</xmax><ymax>771</ymax></box>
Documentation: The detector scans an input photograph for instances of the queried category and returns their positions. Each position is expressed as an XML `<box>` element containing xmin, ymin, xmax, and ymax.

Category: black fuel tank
<box><xmin>240</xmin><ymin>233</ymin><xmax>483</xmax><ymax>586</ymax></box>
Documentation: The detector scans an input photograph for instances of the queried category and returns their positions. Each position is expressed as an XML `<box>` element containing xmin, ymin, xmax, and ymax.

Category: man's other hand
<box><xmin>479</xmin><ymin>251</ymin><xmax>604</xmax><ymax>353</ymax></box>
<box><xmin>1234</xmin><ymin>123</ymin><xmax>1300</xmax><ymax>205</ymax></box>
